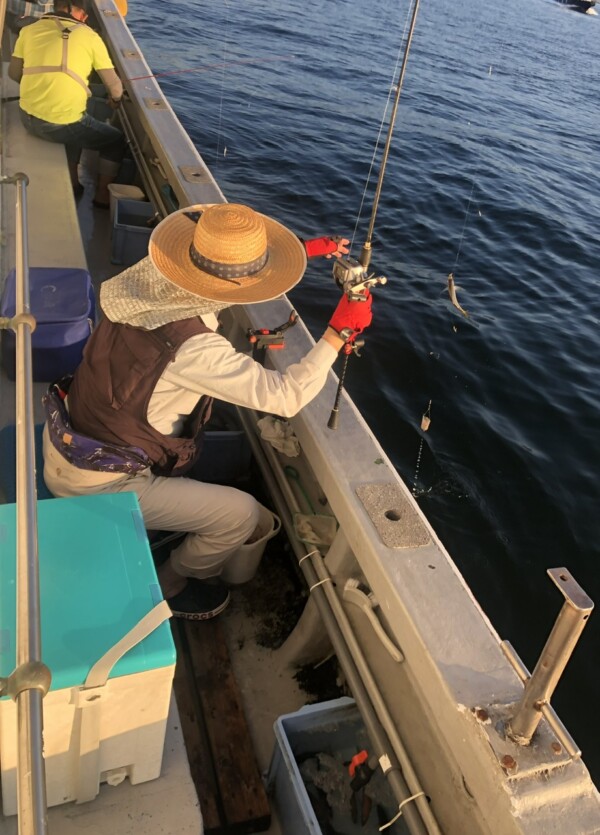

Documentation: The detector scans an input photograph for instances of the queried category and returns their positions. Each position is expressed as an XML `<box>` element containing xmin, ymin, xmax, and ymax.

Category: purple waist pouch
<box><xmin>42</xmin><ymin>380</ymin><xmax>151</xmax><ymax>474</ymax></box>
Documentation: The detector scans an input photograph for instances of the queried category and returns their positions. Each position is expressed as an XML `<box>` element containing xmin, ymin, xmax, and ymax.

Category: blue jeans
<box><xmin>19</xmin><ymin>108</ymin><xmax>126</xmax><ymax>166</ymax></box>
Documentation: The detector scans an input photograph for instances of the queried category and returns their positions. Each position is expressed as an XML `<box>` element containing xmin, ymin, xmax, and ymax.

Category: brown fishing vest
<box><xmin>68</xmin><ymin>316</ymin><xmax>213</xmax><ymax>476</ymax></box>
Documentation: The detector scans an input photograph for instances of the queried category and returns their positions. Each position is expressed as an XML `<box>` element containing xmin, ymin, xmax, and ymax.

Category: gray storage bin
<box><xmin>111</xmin><ymin>198</ymin><xmax>156</xmax><ymax>266</ymax></box>
<box><xmin>268</xmin><ymin>698</ymin><xmax>403</xmax><ymax>835</ymax></box>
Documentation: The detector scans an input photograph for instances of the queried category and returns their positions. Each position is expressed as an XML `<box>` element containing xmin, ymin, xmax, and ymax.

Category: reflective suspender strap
<box><xmin>22</xmin><ymin>18</ymin><xmax>92</xmax><ymax>97</ymax></box>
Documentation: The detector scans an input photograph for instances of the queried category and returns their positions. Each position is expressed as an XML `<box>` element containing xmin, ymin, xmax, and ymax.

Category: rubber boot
<box><xmin>94</xmin><ymin>159</ymin><xmax>120</xmax><ymax>207</ymax></box>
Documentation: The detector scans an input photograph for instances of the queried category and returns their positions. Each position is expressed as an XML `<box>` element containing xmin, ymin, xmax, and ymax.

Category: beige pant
<box><xmin>43</xmin><ymin>427</ymin><xmax>260</xmax><ymax>579</ymax></box>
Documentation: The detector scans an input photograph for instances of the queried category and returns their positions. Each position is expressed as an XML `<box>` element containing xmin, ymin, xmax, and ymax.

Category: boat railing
<box><xmin>0</xmin><ymin>0</ymin><xmax>7</xmax><ymax>52</ymax></box>
<box><xmin>0</xmin><ymin>172</ymin><xmax>50</xmax><ymax>835</ymax></box>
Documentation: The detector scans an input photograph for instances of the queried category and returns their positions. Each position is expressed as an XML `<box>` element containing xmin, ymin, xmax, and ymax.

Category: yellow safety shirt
<box><xmin>12</xmin><ymin>16</ymin><xmax>115</xmax><ymax>124</ymax></box>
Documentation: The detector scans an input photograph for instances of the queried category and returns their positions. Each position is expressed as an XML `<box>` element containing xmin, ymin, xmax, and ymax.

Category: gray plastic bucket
<box><xmin>221</xmin><ymin>504</ymin><xmax>281</xmax><ymax>585</ymax></box>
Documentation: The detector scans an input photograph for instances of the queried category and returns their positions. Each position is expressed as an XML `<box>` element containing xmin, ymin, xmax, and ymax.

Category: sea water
<box><xmin>128</xmin><ymin>0</ymin><xmax>600</xmax><ymax>781</ymax></box>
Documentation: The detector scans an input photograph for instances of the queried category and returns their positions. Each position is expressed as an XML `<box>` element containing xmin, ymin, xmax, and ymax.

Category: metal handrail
<box><xmin>0</xmin><ymin>173</ymin><xmax>49</xmax><ymax>835</ymax></box>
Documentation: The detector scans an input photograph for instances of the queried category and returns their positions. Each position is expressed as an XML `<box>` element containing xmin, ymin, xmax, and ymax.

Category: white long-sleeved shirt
<box><xmin>148</xmin><ymin>317</ymin><xmax>337</xmax><ymax>436</ymax></box>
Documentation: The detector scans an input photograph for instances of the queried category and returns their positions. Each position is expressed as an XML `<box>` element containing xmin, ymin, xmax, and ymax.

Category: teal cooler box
<box><xmin>0</xmin><ymin>267</ymin><xmax>95</xmax><ymax>382</ymax></box>
<box><xmin>0</xmin><ymin>493</ymin><xmax>175</xmax><ymax>813</ymax></box>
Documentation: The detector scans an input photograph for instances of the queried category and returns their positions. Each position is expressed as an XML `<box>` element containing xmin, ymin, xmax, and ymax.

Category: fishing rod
<box><xmin>327</xmin><ymin>0</ymin><xmax>421</xmax><ymax>430</ymax></box>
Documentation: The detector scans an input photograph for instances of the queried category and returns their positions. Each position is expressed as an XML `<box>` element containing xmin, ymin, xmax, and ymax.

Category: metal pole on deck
<box><xmin>0</xmin><ymin>173</ymin><xmax>50</xmax><ymax>835</ymax></box>
<box><xmin>14</xmin><ymin>174</ymin><xmax>49</xmax><ymax>835</ymax></box>
<box><xmin>507</xmin><ymin>568</ymin><xmax>593</xmax><ymax>746</ymax></box>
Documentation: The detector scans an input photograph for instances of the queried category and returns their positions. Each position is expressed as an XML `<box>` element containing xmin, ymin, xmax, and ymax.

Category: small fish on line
<box><xmin>447</xmin><ymin>272</ymin><xmax>469</xmax><ymax>318</ymax></box>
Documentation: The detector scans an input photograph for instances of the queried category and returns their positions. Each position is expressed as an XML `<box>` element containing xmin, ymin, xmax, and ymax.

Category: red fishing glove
<box><xmin>328</xmin><ymin>290</ymin><xmax>372</xmax><ymax>340</ymax></box>
<box><xmin>302</xmin><ymin>236</ymin><xmax>349</xmax><ymax>258</ymax></box>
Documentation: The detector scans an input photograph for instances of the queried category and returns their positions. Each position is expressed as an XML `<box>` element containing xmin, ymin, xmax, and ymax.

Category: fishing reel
<box><xmin>332</xmin><ymin>256</ymin><xmax>387</xmax><ymax>300</ymax></box>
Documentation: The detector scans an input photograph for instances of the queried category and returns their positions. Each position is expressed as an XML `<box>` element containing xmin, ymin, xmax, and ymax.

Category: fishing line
<box><xmin>128</xmin><ymin>55</ymin><xmax>297</xmax><ymax>83</ymax></box>
<box><xmin>452</xmin><ymin>178</ymin><xmax>477</xmax><ymax>271</ymax></box>
<box><xmin>412</xmin><ymin>400</ymin><xmax>431</xmax><ymax>497</ymax></box>
<box><xmin>449</xmin><ymin>35</ymin><xmax>510</xmax><ymax>287</ymax></box>
<box><xmin>449</xmin><ymin>121</ymin><xmax>495</xmax><ymax>293</ymax></box>
<box><xmin>215</xmin><ymin>0</ymin><xmax>231</xmax><ymax>168</ymax></box>
<box><xmin>413</xmin><ymin>38</ymin><xmax>510</xmax><ymax>499</ymax></box>
<box><xmin>349</xmin><ymin>0</ymin><xmax>416</xmax><ymax>254</ymax></box>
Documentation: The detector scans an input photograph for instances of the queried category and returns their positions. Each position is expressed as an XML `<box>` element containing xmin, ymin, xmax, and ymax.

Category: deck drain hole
<box><xmin>355</xmin><ymin>483</ymin><xmax>431</xmax><ymax>548</ymax></box>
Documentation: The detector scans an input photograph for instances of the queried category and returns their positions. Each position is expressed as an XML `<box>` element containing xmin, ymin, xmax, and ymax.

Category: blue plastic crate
<box><xmin>0</xmin><ymin>423</ymin><xmax>53</xmax><ymax>503</ymax></box>
<box><xmin>111</xmin><ymin>198</ymin><xmax>156</xmax><ymax>266</ymax></box>
<box><xmin>116</xmin><ymin>156</ymin><xmax>137</xmax><ymax>185</ymax></box>
<box><xmin>188</xmin><ymin>402</ymin><xmax>252</xmax><ymax>483</ymax></box>
<box><xmin>189</xmin><ymin>430</ymin><xmax>252</xmax><ymax>484</ymax></box>
<box><xmin>0</xmin><ymin>267</ymin><xmax>95</xmax><ymax>381</ymax></box>
<box><xmin>0</xmin><ymin>492</ymin><xmax>175</xmax><ymax>691</ymax></box>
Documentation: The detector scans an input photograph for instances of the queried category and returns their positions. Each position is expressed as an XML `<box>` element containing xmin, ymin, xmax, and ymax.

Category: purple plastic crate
<box><xmin>0</xmin><ymin>267</ymin><xmax>95</xmax><ymax>382</ymax></box>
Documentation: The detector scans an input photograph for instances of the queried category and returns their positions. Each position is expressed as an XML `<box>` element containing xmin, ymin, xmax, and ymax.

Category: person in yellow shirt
<box><xmin>8</xmin><ymin>0</ymin><xmax>125</xmax><ymax>207</ymax></box>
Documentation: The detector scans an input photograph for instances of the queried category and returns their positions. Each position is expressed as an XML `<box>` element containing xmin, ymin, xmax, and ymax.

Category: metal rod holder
<box><xmin>507</xmin><ymin>568</ymin><xmax>593</xmax><ymax>746</ymax></box>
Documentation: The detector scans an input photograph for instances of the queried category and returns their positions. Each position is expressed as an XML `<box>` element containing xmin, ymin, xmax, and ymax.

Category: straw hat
<box><xmin>149</xmin><ymin>203</ymin><xmax>307</xmax><ymax>304</ymax></box>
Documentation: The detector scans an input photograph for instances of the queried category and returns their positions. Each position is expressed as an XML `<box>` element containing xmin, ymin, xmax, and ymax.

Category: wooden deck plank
<box><xmin>184</xmin><ymin>619</ymin><xmax>271</xmax><ymax>834</ymax></box>
<box><xmin>172</xmin><ymin>621</ymin><xmax>223</xmax><ymax>832</ymax></box>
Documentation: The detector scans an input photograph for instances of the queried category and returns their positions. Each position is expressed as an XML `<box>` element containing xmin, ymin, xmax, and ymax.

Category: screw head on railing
<box><xmin>500</xmin><ymin>755</ymin><xmax>518</xmax><ymax>773</ymax></box>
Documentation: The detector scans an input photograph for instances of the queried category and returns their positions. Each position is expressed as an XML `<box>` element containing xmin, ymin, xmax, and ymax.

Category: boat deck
<box><xmin>173</xmin><ymin>558</ymin><xmax>308</xmax><ymax>834</ymax></box>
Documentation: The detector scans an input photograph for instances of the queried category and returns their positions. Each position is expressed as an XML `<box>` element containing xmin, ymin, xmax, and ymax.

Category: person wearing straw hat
<box><xmin>43</xmin><ymin>203</ymin><xmax>372</xmax><ymax>620</ymax></box>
